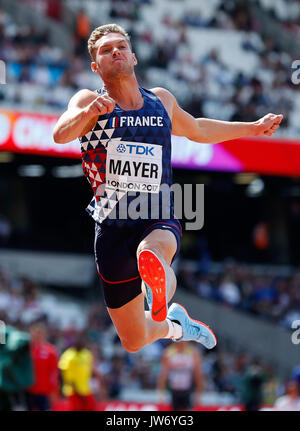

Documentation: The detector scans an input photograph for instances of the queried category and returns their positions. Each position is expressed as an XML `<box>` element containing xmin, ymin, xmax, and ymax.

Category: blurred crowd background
<box><xmin>0</xmin><ymin>0</ymin><xmax>300</xmax><ymax>411</ymax></box>
<box><xmin>0</xmin><ymin>0</ymin><xmax>300</xmax><ymax>135</ymax></box>
<box><xmin>0</xmin><ymin>265</ymin><xmax>300</xmax><ymax>411</ymax></box>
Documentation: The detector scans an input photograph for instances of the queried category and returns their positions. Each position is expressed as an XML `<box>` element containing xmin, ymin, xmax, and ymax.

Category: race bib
<box><xmin>106</xmin><ymin>140</ymin><xmax>162</xmax><ymax>193</ymax></box>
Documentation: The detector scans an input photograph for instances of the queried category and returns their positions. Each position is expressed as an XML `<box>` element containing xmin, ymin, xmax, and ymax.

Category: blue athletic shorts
<box><xmin>94</xmin><ymin>218</ymin><xmax>182</xmax><ymax>309</ymax></box>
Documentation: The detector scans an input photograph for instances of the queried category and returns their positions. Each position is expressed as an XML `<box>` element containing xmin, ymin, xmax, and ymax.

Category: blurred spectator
<box><xmin>195</xmin><ymin>273</ymin><xmax>213</xmax><ymax>299</ymax></box>
<box><xmin>88</xmin><ymin>344</ymin><xmax>108</xmax><ymax>401</ymax></box>
<box><xmin>219</xmin><ymin>275</ymin><xmax>241</xmax><ymax>306</ymax></box>
<box><xmin>104</xmin><ymin>354</ymin><xmax>124</xmax><ymax>399</ymax></box>
<box><xmin>262</xmin><ymin>365</ymin><xmax>281</xmax><ymax>407</ymax></box>
<box><xmin>240</xmin><ymin>358</ymin><xmax>266</xmax><ymax>411</ymax></box>
<box><xmin>58</xmin><ymin>333</ymin><xmax>97</xmax><ymax>411</ymax></box>
<box><xmin>252</xmin><ymin>221</ymin><xmax>269</xmax><ymax>252</ymax></box>
<box><xmin>0</xmin><ymin>325</ymin><xmax>33</xmax><ymax>411</ymax></box>
<box><xmin>75</xmin><ymin>9</ymin><xmax>91</xmax><ymax>56</ymax></box>
<box><xmin>157</xmin><ymin>341</ymin><xmax>204</xmax><ymax>411</ymax></box>
<box><xmin>25</xmin><ymin>321</ymin><xmax>59</xmax><ymax>411</ymax></box>
<box><xmin>274</xmin><ymin>380</ymin><xmax>300</xmax><ymax>411</ymax></box>
<box><xmin>46</xmin><ymin>0</ymin><xmax>62</xmax><ymax>21</ymax></box>
<box><xmin>109</xmin><ymin>0</ymin><xmax>140</xmax><ymax>22</ymax></box>
<box><xmin>292</xmin><ymin>364</ymin><xmax>300</xmax><ymax>394</ymax></box>
<box><xmin>183</xmin><ymin>9</ymin><xmax>205</xmax><ymax>28</ymax></box>
<box><xmin>20</xmin><ymin>280</ymin><xmax>45</xmax><ymax>325</ymax></box>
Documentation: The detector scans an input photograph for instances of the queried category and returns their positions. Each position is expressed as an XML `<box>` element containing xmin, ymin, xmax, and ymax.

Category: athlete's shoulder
<box><xmin>150</xmin><ymin>87</ymin><xmax>176</xmax><ymax>102</ymax></box>
<box><xmin>150</xmin><ymin>87</ymin><xmax>176</xmax><ymax>119</ymax></box>
<box><xmin>68</xmin><ymin>88</ymin><xmax>98</xmax><ymax>110</ymax></box>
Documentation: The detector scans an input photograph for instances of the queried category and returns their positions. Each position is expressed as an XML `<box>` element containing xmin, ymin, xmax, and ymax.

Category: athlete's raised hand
<box><xmin>254</xmin><ymin>113</ymin><xmax>283</xmax><ymax>137</ymax></box>
<box><xmin>85</xmin><ymin>94</ymin><xmax>116</xmax><ymax>119</ymax></box>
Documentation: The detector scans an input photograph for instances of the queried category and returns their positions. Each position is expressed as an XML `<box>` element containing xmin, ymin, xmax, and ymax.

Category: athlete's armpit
<box><xmin>79</xmin><ymin>117</ymin><xmax>99</xmax><ymax>137</ymax></box>
<box><xmin>150</xmin><ymin>87</ymin><xmax>174</xmax><ymax>122</ymax></box>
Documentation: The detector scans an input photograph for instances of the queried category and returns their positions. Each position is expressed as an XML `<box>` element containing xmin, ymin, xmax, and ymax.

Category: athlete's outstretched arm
<box><xmin>153</xmin><ymin>88</ymin><xmax>283</xmax><ymax>144</ymax></box>
<box><xmin>53</xmin><ymin>89</ymin><xmax>116</xmax><ymax>143</ymax></box>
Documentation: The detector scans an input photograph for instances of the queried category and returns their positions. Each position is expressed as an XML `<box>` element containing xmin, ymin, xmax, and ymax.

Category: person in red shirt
<box><xmin>25</xmin><ymin>321</ymin><xmax>59</xmax><ymax>411</ymax></box>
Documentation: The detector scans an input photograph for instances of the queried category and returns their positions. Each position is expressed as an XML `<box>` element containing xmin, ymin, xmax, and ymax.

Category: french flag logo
<box><xmin>109</xmin><ymin>116</ymin><xmax>119</xmax><ymax>128</ymax></box>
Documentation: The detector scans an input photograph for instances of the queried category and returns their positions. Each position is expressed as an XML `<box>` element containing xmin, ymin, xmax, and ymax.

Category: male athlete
<box><xmin>53</xmin><ymin>24</ymin><xmax>282</xmax><ymax>353</ymax></box>
<box><xmin>158</xmin><ymin>341</ymin><xmax>204</xmax><ymax>411</ymax></box>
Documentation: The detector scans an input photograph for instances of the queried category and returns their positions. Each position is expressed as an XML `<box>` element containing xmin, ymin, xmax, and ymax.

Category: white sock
<box><xmin>164</xmin><ymin>318</ymin><xmax>183</xmax><ymax>340</ymax></box>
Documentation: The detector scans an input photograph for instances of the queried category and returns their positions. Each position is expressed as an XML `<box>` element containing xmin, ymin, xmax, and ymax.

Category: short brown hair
<box><xmin>88</xmin><ymin>23</ymin><xmax>131</xmax><ymax>60</ymax></box>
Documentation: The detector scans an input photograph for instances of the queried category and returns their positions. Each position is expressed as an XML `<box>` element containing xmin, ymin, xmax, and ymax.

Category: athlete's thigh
<box><xmin>94</xmin><ymin>222</ymin><xmax>142</xmax><ymax>308</ymax></box>
<box><xmin>107</xmin><ymin>292</ymin><xmax>147</xmax><ymax>343</ymax></box>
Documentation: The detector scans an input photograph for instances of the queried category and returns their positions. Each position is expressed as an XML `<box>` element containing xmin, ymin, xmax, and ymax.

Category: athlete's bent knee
<box><xmin>137</xmin><ymin>239</ymin><xmax>169</xmax><ymax>262</ymax></box>
<box><xmin>120</xmin><ymin>336</ymin><xmax>146</xmax><ymax>354</ymax></box>
<box><xmin>137</xmin><ymin>232</ymin><xmax>177</xmax><ymax>264</ymax></box>
<box><xmin>120</xmin><ymin>331</ymin><xmax>147</xmax><ymax>353</ymax></box>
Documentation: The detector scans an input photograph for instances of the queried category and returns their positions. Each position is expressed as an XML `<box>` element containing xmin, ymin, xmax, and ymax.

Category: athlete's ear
<box><xmin>91</xmin><ymin>61</ymin><xmax>98</xmax><ymax>73</ymax></box>
<box><xmin>132</xmin><ymin>53</ymin><xmax>138</xmax><ymax>66</ymax></box>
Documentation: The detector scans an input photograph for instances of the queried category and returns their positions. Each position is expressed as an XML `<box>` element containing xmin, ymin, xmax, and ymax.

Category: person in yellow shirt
<box><xmin>58</xmin><ymin>335</ymin><xmax>97</xmax><ymax>411</ymax></box>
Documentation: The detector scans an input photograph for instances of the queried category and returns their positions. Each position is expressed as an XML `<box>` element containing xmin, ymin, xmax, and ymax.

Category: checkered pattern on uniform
<box><xmin>79</xmin><ymin>87</ymin><xmax>173</xmax><ymax>224</ymax></box>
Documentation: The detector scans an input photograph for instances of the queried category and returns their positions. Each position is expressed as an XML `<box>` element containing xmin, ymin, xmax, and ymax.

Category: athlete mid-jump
<box><xmin>53</xmin><ymin>24</ymin><xmax>282</xmax><ymax>353</ymax></box>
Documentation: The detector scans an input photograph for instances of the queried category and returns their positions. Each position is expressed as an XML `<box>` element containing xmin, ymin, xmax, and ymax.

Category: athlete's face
<box><xmin>91</xmin><ymin>32</ymin><xmax>137</xmax><ymax>80</ymax></box>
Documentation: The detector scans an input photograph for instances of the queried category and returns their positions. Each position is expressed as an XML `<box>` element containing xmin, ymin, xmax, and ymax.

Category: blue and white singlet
<box><xmin>79</xmin><ymin>87</ymin><xmax>175</xmax><ymax>226</ymax></box>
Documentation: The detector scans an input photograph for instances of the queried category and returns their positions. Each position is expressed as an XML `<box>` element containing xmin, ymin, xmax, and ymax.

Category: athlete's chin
<box><xmin>109</xmin><ymin>66</ymin><xmax>132</xmax><ymax>79</ymax></box>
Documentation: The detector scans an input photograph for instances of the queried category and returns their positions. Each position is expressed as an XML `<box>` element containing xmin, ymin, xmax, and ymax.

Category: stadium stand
<box><xmin>177</xmin><ymin>259</ymin><xmax>300</xmax><ymax>329</ymax></box>
<box><xmin>0</xmin><ymin>0</ymin><xmax>299</xmax><ymax>133</ymax></box>
<box><xmin>257</xmin><ymin>0</ymin><xmax>300</xmax><ymax>32</ymax></box>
